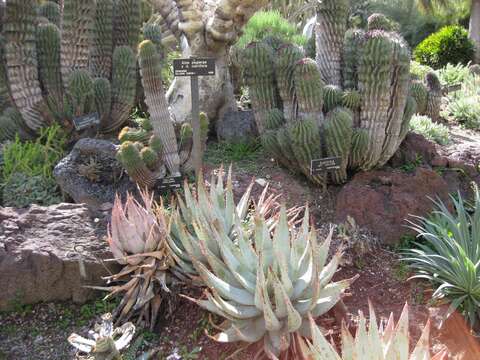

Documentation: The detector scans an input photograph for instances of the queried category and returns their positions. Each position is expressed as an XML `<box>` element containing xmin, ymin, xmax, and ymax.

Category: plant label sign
<box><xmin>73</xmin><ymin>112</ymin><xmax>100</xmax><ymax>131</ymax></box>
<box><xmin>156</xmin><ymin>176</ymin><xmax>183</xmax><ymax>193</ymax></box>
<box><xmin>173</xmin><ymin>58</ymin><xmax>216</xmax><ymax>77</ymax></box>
<box><xmin>311</xmin><ymin>157</ymin><xmax>342</xmax><ymax>175</ymax></box>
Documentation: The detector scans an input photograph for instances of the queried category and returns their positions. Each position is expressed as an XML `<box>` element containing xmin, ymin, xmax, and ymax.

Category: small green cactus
<box><xmin>114</xmin><ymin>0</ymin><xmax>142</xmax><ymax>51</ymax></box>
<box><xmin>425</xmin><ymin>71</ymin><xmax>442</xmax><ymax>122</ymax></box>
<box><xmin>90</xmin><ymin>0</ymin><xmax>114</xmax><ymax>79</ymax></box>
<box><xmin>367</xmin><ymin>13</ymin><xmax>394</xmax><ymax>31</ymax></box>
<box><xmin>265</xmin><ymin>109</ymin><xmax>286</xmax><ymax>130</ymax></box>
<box><xmin>323</xmin><ymin>84</ymin><xmax>344</xmax><ymax>113</ymax></box>
<box><xmin>349</xmin><ymin>128</ymin><xmax>369</xmax><ymax>170</ymax></box>
<box><xmin>342</xmin><ymin>89</ymin><xmax>362</xmax><ymax>111</ymax></box>
<box><xmin>118</xmin><ymin>126</ymin><xmax>151</xmax><ymax>143</ymax></box>
<box><xmin>294</xmin><ymin>58</ymin><xmax>325</xmax><ymax>124</ymax></box>
<box><xmin>410</xmin><ymin>81</ymin><xmax>428</xmax><ymax>114</ymax></box>
<box><xmin>66</xmin><ymin>70</ymin><xmax>94</xmax><ymax>117</ymax></box>
<box><xmin>116</xmin><ymin>141</ymin><xmax>159</xmax><ymax>189</ymax></box>
<box><xmin>93</xmin><ymin>77</ymin><xmax>112</xmax><ymax>126</ymax></box>
<box><xmin>38</xmin><ymin>1</ymin><xmax>61</xmax><ymax>27</ymax></box>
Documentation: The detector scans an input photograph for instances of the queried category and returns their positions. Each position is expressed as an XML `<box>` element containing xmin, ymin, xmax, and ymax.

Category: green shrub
<box><xmin>1</xmin><ymin>124</ymin><xmax>66</xmax><ymax>183</ymax></box>
<box><xmin>437</xmin><ymin>62</ymin><xmax>472</xmax><ymax>86</ymax></box>
<box><xmin>414</xmin><ymin>25</ymin><xmax>475</xmax><ymax>69</ymax></box>
<box><xmin>236</xmin><ymin>10</ymin><xmax>306</xmax><ymax>49</ymax></box>
<box><xmin>410</xmin><ymin>61</ymin><xmax>433</xmax><ymax>80</ymax></box>
<box><xmin>445</xmin><ymin>96</ymin><xmax>480</xmax><ymax>129</ymax></box>
<box><xmin>410</xmin><ymin>115</ymin><xmax>450</xmax><ymax>145</ymax></box>
<box><xmin>3</xmin><ymin>172</ymin><xmax>62</xmax><ymax>208</ymax></box>
<box><xmin>403</xmin><ymin>185</ymin><xmax>480</xmax><ymax>327</ymax></box>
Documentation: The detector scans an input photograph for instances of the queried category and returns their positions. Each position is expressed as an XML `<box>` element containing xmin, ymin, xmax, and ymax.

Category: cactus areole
<box><xmin>173</xmin><ymin>58</ymin><xmax>216</xmax><ymax>176</ymax></box>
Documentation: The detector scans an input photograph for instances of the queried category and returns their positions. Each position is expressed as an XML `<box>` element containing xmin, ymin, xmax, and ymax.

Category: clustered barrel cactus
<box><xmin>116</xmin><ymin>39</ymin><xmax>209</xmax><ymax>189</ymax></box>
<box><xmin>0</xmin><ymin>0</ymin><xmax>141</xmax><ymax>142</ymax></box>
<box><xmin>410</xmin><ymin>71</ymin><xmax>443</xmax><ymax>123</ymax></box>
<box><xmin>242</xmin><ymin>8</ymin><xmax>419</xmax><ymax>187</ymax></box>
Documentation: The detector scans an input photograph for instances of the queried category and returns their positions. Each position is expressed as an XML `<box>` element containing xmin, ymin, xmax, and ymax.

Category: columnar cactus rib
<box><xmin>104</xmin><ymin>46</ymin><xmax>137</xmax><ymax>133</ymax></box>
<box><xmin>342</xmin><ymin>29</ymin><xmax>364</xmax><ymax>91</ymax></box>
<box><xmin>242</xmin><ymin>42</ymin><xmax>278</xmax><ymax>133</ymax></box>
<box><xmin>66</xmin><ymin>70</ymin><xmax>94</xmax><ymax>117</ymax></box>
<box><xmin>36</xmin><ymin>23</ymin><xmax>64</xmax><ymax>119</ymax></box>
<box><xmin>138</xmin><ymin>40</ymin><xmax>180</xmax><ymax>176</ymax></box>
<box><xmin>425</xmin><ymin>72</ymin><xmax>442</xmax><ymax>123</ymax></box>
<box><xmin>90</xmin><ymin>0</ymin><xmax>114</xmax><ymax>79</ymax></box>
<box><xmin>323</xmin><ymin>84</ymin><xmax>344</xmax><ymax>113</ymax></box>
<box><xmin>113</xmin><ymin>0</ymin><xmax>141</xmax><ymax>51</ymax></box>
<box><xmin>410</xmin><ymin>81</ymin><xmax>428</xmax><ymax>114</ymax></box>
<box><xmin>61</xmin><ymin>0</ymin><xmax>96</xmax><ymax>83</ymax></box>
<box><xmin>4</xmin><ymin>0</ymin><xmax>51</xmax><ymax>132</ymax></box>
<box><xmin>357</xmin><ymin>31</ymin><xmax>394</xmax><ymax>169</ymax></box>
<box><xmin>93</xmin><ymin>77</ymin><xmax>112</xmax><ymax>126</ymax></box>
<box><xmin>38</xmin><ymin>1</ymin><xmax>61</xmax><ymax>27</ymax></box>
<box><xmin>294</xmin><ymin>58</ymin><xmax>325</xmax><ymax>125</ymax></box>
<box><xmin>274</xmin><ymin>44</ymin><xmax>304</xmax><ymax>122</ymax></box>
<box><xmin>324</xmin><ymin>108</ymin><xmax>353</xmax><ymax>184</ymax></box>
<box><xmin>349</xmin><ymin>128</ymin><xmax>369</xmax><ymax>170</ymax></box>
<box><xmin>315</xmin><ymin>0</ymin><xmax>349</xmax><ymax>86</ymax></box>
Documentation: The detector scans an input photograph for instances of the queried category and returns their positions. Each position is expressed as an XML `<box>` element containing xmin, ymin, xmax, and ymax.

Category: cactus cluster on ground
<box><xmin>0</xmin><ymin>0</ymin><xmax>142</xmax><ymax>142</ymax></box>
<box><xmin>242</xmin><ymin>7</ymin><xmax>428</xmax><ymax>187</ymax></box>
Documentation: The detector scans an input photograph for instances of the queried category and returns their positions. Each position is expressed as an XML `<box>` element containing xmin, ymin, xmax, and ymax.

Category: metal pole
<box><xmin>191</xmin><ymin>75</ymin><xmax>202</xmax><ymax>178</ymax></box>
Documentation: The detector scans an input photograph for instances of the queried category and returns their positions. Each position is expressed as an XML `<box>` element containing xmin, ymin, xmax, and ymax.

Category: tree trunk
<box><xmin>470</xmin><ymin>0</ymin><xmax>480</xmax><ymax>63</ymax></box>
<box><xmin>166</xmin><ymin>46</ymin><xmax>236</xmax><ymax>133</ymax></box>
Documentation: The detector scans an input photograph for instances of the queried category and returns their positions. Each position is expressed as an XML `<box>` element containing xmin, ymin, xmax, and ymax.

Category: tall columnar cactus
<box><xmin>323</xmin><ymin>84</ymin><xmax>344</xmax><ymax>113</ymax></box>
<box><xmin>342</xmin><ymin>29</ymin><xmax>364</xmax><ymax>91</ymax></box>
<box><xmin>90</xmin><ymin>0</ymin><xmax>114</xmax><ymax>79</ymax></box>
<box><xmin>425</xmin><ymin>71</ymin><xmax>442</xmax><ymax>123</ymax></box>
<box><xmin>4</xmin><ymin>0</ymin><xmax>51</xmax><ymax>133</ymax></box>
<box><xmin>61</xmin><ymin>0</ymin><xmax>96</xmax><ymax>83</ymax></box>
<box><xmin>113</xmin><ymin>0</ymin><xmax>141</xmax><ymax>51</ymax></box>
<box><xmin>349</xmin><ymin>128</ymin><xmax>369</xmax><ymax>170</ymax></box>
<box><xmin>293</xmin><ymin>58</ymin><xmax>325</xmax><ymax>125</ymax></box>
<box><xmin>65</xmin><ymin>69</ymin><xmax>94</xmax><ymax>117</ymax></box>
<box><xmin>315</xmin><ymin>0</ymin><xmax>349</xmax><ymax>86</ymax></box>
<box><xmin>242</xmin><ymin>42</ymin><xmax>278</xmax><ymax>133</ymax></box>
<box><xmin>93</xmin><ymin>77</ymin><xmax>112</xmax><ymax>126</ymax></box>
<box><xmin>103</xmin><ymin>46</ymin><xmax>137</xmax><ymax>133</ymax></box>
<box><xmin>38</xmin><ymin>1</ymin><xmax>61</xmax><ymax>27</ymax></box>
<box><xmin>36</xmin><ymin>23</ymin><xmax>64</xmax><ymax>119</ymax></box>
<box><xmin>410</xmin><ymin>81</ymin><xmax>428</xmax><ymax>114</ymax></box>
<box><xmin>138</xmin><ymin>39</ymin><xmax>180</xmax><ymax>176</ymax></box>
<box><xmin>274</xmin><ymin>44</ymin><xmax>304</xmax><ymax>122</ymax></box>
<box><xmin>324</xmin><ymin>108</ymin><xmax>353</xmax><ymax>184</ymax></box>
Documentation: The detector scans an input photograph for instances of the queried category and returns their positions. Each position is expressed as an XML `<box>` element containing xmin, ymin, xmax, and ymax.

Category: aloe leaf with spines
<box><xmin>274</xmin><ymin>44</ymin><xmax>304</xmax><ymax>122</ymax></box>
<box><xmin>4</xmin><ymin>0</ymin><xmax>51</xmax><ymax>133</ymax></box>
<box><xmin>307</xmin><ymin>303</ymin><xmax>447</xmax><ymax>360</ymax></box>
<box><xmin>61</xmin><ymin>0</ymin><xmax>96</xmax><ymax>83</ymax></box>
<box><xmin>36</xmin><ymin>22</ymin><xmax>64</xmax><ymax>119</ymax></box>
<box><xmin>178</xmin><ymin>174</ymin><xmax>355</xmax><ymax>358</ymax></box>
<box><xmin>104</xmin><ymin>46</ymin><xmax>137</xmax><ymax>133</ymax></box>
<box><xmin>315</xmin><ymin>0</ymin><xmax>349</xmax><ymax>86</ymax></box>
<box><xmin>90</xmin><ymin>0</ymin><xmax>114</xmax><ymax>79</ymax></box>
<box><xmin>242</xmin><ymin>42</ymin><xmax>278</xmax><ymax>134</ymax></box>
<box><xmin>294</xmin><ymin>58</ymin><xmax>325</xmax><ymax>125</ymax></box>
<box><xmin>324</xmin><ymin>108</ymin><xmax>353</xmax><ymax>184</ymax></box>
<box><xmin>138</xmin><ymin>39</ymin><xmax>180</xmax><ymax>176</ymax></box>
<box><xmin>38</xmin><ymin>1</ymin><xmax>61</xmax><ymax>27</ymax></box>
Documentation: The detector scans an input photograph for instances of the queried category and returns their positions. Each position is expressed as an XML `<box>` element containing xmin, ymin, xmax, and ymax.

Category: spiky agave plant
<box><xmin>173</xmin><ymin>174</ymin><xmax>356</xmax><ymax>359</ymax></box>
<box><xmin>102</xmin><ymin>190</ymin><xmax>173</xmax><ymax>329</ymax></box>
<box><xmin>167</xmin><ymin>167</ymin><xmax>301</xmax><ymax>282</ymax></box>
<box><xmin>306</xmin><ymin>303</ymin><xmax>448</xmax><ymax>360</ymax></box>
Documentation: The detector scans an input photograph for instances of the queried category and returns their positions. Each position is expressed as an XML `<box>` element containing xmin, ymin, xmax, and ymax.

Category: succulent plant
<box><xmin>367</xmin><ymin>13</ymin><xmax>394</xmax><ymax>31</ymax></box>
<box><xmin>101</xmin><ymin>191</ymin><xmax>172</xmax><ymax>329</ymax></box>
<box><xmin>114</xmin><ymin>0</ymin><xmax>142</xmax><ymax>51</ymax></box>
<box><xmin>425</xmin><ymin>71</ymin><xmax>442</xmax><ymax>123</ymax></box>
<box><xmin>294</xmin><ymin>58</ymin><xmax>325</xmax><ymax>125</ymax></box>
<box><xmin>90</xmin><ymin>0</ymin><xmax>114</xmax><ymax>79</ymax></box>
<box><xmin>323</xmin><ymin>84</ymin><xmax>344</xmax><ymax>113</ymax></box>
<box><xmin>68</xmin><ymin>313</ymin><xmax>135</xmax><ymax>360</ymax></box>
<box><xmin>38</xmin><ymin>1</ymin><xmax>61</xmax><ymax>27</ymax></box>
<box><xmin>306</xmin><ymin>303</ymin><xmax>448</xmax><ymax>360</ymax></box>
<box><xmin>177</xmin><ymin>172</ymin><xmax>355</xmax><ymax>358</ymax></box>
<box><xmin>410</xmin><ymin>81</ymin><xmax>429</xmax><ymax>114</ymax></box>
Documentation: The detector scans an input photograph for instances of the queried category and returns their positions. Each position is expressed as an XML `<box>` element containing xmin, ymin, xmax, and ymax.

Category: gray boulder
<box><xmin>216</xmin><ymin>110</ymin><xmax>258</xmax><ymax>142</ymax></box>
<box><xmin>0</xmin><ymin>203</ymin><xmax>119</xmax><ymax>310</ymax></box>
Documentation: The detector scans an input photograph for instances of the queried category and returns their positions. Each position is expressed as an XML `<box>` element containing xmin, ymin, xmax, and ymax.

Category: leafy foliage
<box><xmin>236</xmin><ymin>10</ymin><xmax>306</xmax><ymax>49</ymax></box>
<box><xmin>414</xmin><ymin>25</ymin><xmax>475</xmax><ymax>69</ymax></box>
<box><xmin>403</xmin><ymin>185</ymin><xmax>480</xmax><ymax>327</ymax></box>
<box><xmin>437</xmin><ymin>62</ymin><xmax>472</xmax><ymax>86</ymax></box>
<box><xmin>410</xmin><ymin>115</ymin><xmax>450</xmax><ymax>145</ymax></box>
<box><xmin>445</xmin><ymin>96</ymin><xmax>480</xmax><ymax>129</ymax></box>
<box><xmin>410</xmin><ymin>60</ymin><xmax>434</xmax><ymax>80</ymax></box>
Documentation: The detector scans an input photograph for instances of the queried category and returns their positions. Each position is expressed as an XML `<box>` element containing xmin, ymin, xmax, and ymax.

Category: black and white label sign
<box><xmin>73</xmin><ymin>113</ymin><xmax>100</xmax><ymax>131</ymax></box>
<box><xmin>173</xmin><ymin>58</ymin><xmax>216</xmax><ymax>77</ymax></box>
<box><xmin>157</xmin><ymin>176</ymin><xmax>183</xmax><ymax>192</ymax></box>
<box><xmin>311</xmin><ymin>157</ymin><xmax>342</xmax><ymax>175</ymax></box>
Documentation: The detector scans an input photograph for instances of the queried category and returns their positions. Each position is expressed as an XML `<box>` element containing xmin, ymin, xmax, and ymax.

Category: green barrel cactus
<box><xmin>104</xmin><ymin>46</ymin><xmax>137</xmax><ymax>133</ymax></box>
<box><xmin>38</xmin><ymin>1</ymin><xmax>61</xmax><ymax>27</ymax></box>
<box><xmin>93</xmin><ymin>77</ymin><xmax>112</xmax><ymax>126</ymax></box>
<box><xmin>425</xmin><ymin>71</ymin><xmax>442</xmax><ymax>123</ymax></box>
<box><xmin>349</xmin><ymin>128</ymin><xmax>369</xmax><ymax>170</ymax></box>
<box><xmin>367</xmin><ymin>13</ymin><xmax>394</xmax><ymax>31</ymax></box>
<box><xmin>343</xmin><ymin>29</ymin><xmax>364</xmax><ymax>91</ymax></box>
<box><xmin>294</xmin><ymin>58</ymin><xmax>325</xmax><ymax>125</ymax></box>
<box><xmin>90</xmin><ymin>0</ymin><xmax>114</xmax><ymax>79</ymax></box>
<box><xmin>36</xmin><ymin>23</ymin><xmax>63</xmax><ymax>119</ymax></box>
<box><xmin>323</xmin><ymin>84</ymin><xmax>344</xmax><ymax>113</ymax></box>
<box><xmin>324</xmin><ymin>108</ymin><xmax>353</xmax><ymax>184</ymax></box>
<box><xmin>342</xmin><ymin>89</ymin><xmax>362</xmax><ymax>111</ymax></box>
<box><xmin>410</xmin><ymin>81</ymin><xmax>428</xmax><ymax>114</ymax></box>
<box><xmin>242</xmin><ymin>42</ymin><xmax>278</xmax><ymax>133</ymax></box>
